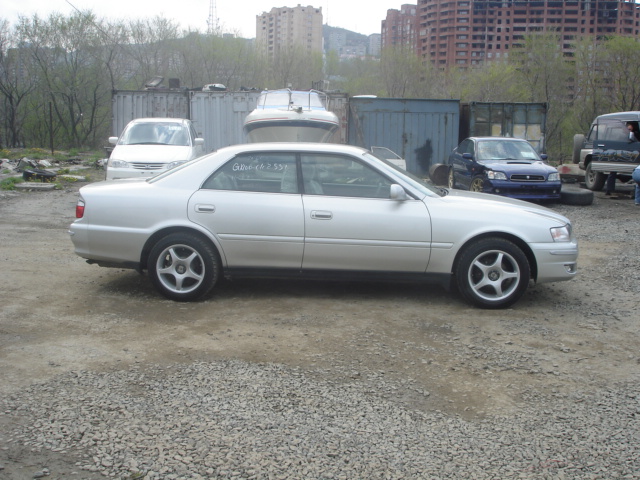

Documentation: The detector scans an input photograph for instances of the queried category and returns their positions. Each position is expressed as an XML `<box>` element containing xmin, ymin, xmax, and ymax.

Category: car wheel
<box><xmin>148</xmin><ymin>233</ymin><xmax>219</xmax><ymax>301</ymax></box>
<box><xmin>584</xmin><ymin>163</ymin><xmax>605</xmax><ymax>191</ymax></box>
<box><xmin>572</xmin><ymin>134</ymin><xmax>585</xmax><ymax>164</ymax></box>
<box><xmin>448</xmin><ymin>168</ymin><xmax>456</xmax><ymax>189</ymax></box>
<box><xmin>560</xmin><ymin>184</ymin><xmax>594</xmax><ymax>206</ymax></box>
<box><xmin>469</xmin><ymin>176</ymin><xmax>484</xmax><ymax>192</ymax></box>
<box><xmin>455</xmin><ymin>238</ymin><xmax>530</xmax><ymax>309</ymax></box>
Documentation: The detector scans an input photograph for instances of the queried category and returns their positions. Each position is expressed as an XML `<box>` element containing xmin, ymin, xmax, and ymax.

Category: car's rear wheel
<box><xmin>455</xmin><ymin>238</ymin><xmax>530</xmax><ymax>309</ymax></box>
<box><xmin>469</xmin><ymin>176</ymin><xmax>484</xmax><ymax>192</ymax></box>
<box><xmin>448</xmin><ymin>168</ymin><xmax>456</xmax><ymax>189</ymax></box>
<box><xmin>584</xmin><ymin>163</ymin><xmax>605</xmax><ymax>191</ymax></box>
<box><xmin>148</xmin><ymin>233</ymin><xmax>219</xmax><ymax>301</ymax></box>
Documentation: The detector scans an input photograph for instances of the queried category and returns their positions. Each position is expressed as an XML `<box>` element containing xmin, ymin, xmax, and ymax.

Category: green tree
<box><xmin>510</xmin><ymin>33</ymin><xmax>573</xmax><ymax>157</ymax></box>
<box><xmin>601</xmin><ymin>36</ymin><xmax>640</xmax><ymax>112</ymax></box>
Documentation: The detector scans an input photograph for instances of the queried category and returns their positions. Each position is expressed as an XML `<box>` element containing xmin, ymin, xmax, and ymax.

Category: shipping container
<box><xmin>347</xmin><ymin>97</ymin><xmax>460</xmax><ymax>175</ymax></box>
<box><xmin>459</xmin><ymin>102</ymin><xmax>547</xmax><ymax>152</ymax></box>
<box><xmin>189</xmin><ymin>90</ymin><xmax>261</xmax><ymax>153</ymax></box>
<box><xmin>111</xmin><ymin>90</ymin><xmax>190</xmax><ymax>137</ymax></box>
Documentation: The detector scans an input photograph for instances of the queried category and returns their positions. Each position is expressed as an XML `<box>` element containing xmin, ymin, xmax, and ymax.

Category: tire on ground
<box><xmin>429</xmin><ymin>163</ymin><xmax>449</xmax><ymax>186</ymax></box>
<box><xmin>560</xmin><ymin>184</ymin><xmax>594</xmax><ymax>206</ymax></box>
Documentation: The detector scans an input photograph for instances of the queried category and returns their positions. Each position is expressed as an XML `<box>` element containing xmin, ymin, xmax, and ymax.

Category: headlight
<box><xmin>548</xmin><ymin>172</ymin><xmax>560</xmax><ymax>182</ymax></box>
<box><xmin>486</xmin><ymin>170</ymin><xmax>507</xmax><ymax>180</ymax></box>
<box><xmin>166</xmin><ymin>161</ymin><xmax>186</xmax><ymax>170</ymax></box>
<box><xmin>108</xmin><ymin>159</ymin><xmax>130</xmax><ymax>168</ymax></box>
<box><xmin>550</xmin><ymin>225</ymin><xmax>571</xmax><ymax>242</ymax></box>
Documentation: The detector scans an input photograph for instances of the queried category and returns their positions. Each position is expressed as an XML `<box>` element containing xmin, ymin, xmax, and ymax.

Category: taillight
<box><xmin>76</xmin><ymin>199</ymin><xmax>85</xmax><ymax>218</ymax></box>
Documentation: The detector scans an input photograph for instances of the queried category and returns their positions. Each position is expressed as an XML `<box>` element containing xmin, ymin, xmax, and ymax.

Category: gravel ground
<box><xmin>1</xmin><ymin>179</ymin><xmax>639</xmax><ymax>479</ymax></box>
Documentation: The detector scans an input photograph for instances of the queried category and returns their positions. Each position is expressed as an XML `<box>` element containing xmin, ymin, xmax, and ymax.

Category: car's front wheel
<box><xmin>469</xmin><ymin>176</ymin><xmax>485</xmax><ymax>192</ymax></box>
<box><xmin>455</xmin><ymin>238</ymin><xmax>530</xmax><ymax>309</ymax></box>
<box><xmin>148</xmin><ymin>233</ymin><xmax>219</xmax><ymax>301</ymax></box>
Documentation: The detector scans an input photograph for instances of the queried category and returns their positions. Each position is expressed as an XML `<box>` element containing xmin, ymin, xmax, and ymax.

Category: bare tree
<box><xmin>0</xmin><ymin>19</ymin><xmax>36</xmax><ymax>147</ymax></box>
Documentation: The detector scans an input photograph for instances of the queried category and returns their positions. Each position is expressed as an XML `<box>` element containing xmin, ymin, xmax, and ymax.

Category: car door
<box><xmin>595</xmin><ymin>117</ymin><xmax>640</xmax><ymax>166</ymax></box>
<box><xmin>188</xmin><ymin>152</ymin><xmax>305</xmax><ymax>269</ymax></box>
<box><xmin>450</xmin><ymin>139</ymin><xmax>475</xmax><ymax>189</ymax></box>
<box><xmin>299</xmin><ymin>154</ymin><xmax>431</xmax><ymax>273</ymax></box>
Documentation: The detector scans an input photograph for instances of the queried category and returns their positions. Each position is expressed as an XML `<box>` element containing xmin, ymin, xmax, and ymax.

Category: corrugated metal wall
<box><xmin>111</xmin><ymin>91</ymin><xmax>190</xmax><ymax>137</ymax></box>
<box><xmin>189</xmin><ymin>91</ymin><xmax>261</xmax><ymax>153</ymax></box>
<box><xmin>460</xmin><ymin>102</ymin><xmax>547</xmax><ymax>152</ymax></box>
<box><xmin>347</xmin><ymin>98</ymin><xmax>460</xmax><ymax>176</ymax></box>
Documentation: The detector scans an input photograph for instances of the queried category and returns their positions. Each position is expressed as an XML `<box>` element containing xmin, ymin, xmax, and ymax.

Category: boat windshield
<box><xmin>258</xmin><ymin>90</ymin><xmax>326</xmax><ymax>110</ymax></box>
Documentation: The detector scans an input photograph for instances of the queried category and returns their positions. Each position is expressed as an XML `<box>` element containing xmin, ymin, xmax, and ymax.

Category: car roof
<box><xmin>129</xmin><ymin>117</ymin><xmax>190</xmax><ymax>124</ymax></box>
<box><xmin>468</xmin><ymin>137</ymin><xmax>529</xmax><ymax>142</ymax></box>
<box><xmin>595</xmin><ymin>111</ymin><xmax>640</xmax><ymax>122</ymax></box>
<box><xmin>214</xmin><ymin>142</ymin><xmax>371</xmax><ymax>156</ymax></box>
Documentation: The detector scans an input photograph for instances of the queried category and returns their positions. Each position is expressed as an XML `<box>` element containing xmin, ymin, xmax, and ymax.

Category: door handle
<box><xmin>195</xmin><ymin>204</ymin><xmax>215</xmax><ymax>213</ymax></box>
<box><xmin>310</xmin><ymin>210</ymin><xmax>332</xmax><ymax>220</ymax></box>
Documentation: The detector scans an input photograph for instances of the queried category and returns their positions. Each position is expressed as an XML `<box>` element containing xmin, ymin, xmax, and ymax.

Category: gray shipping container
<box><xmin>459</xmin><ymin>102</ymin><xmax>547</xmax><ymax>152</ymax></box>
<box><xmin>189</xmin><ymin>90</ymin><xmax>261</xmax><ymax>153</ymax></box>
<box><xmin>347</xmin><ymin>97</ymin><xmax>460</xmax><ymax>176</ymax></box>
<box><xmin>112</xmin><ymin>89</ymin><xmax>350</xmax><ymax>153</ymax></box>
<box><xmin>111</xmin><ymin>90</ymin><xmax>190</xmax><ymax>138</ymax></box>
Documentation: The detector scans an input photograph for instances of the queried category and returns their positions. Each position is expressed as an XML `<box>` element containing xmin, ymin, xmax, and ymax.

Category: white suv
<box><xmin>106</xmin><ymin>118</ymin><xmax>204</xmax><ymax>180</ymax></box>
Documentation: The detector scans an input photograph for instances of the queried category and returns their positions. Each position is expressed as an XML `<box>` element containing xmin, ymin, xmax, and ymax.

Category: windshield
<box><xmin>120</xmin><ymin>122</ymin><xmax>189</xmax><ymax>146</ymax></box>
<box><xmin>476</xmin><ymin>139</ymin><xmax>540</xmax><ymax>162</ymax></box>
<box><xmin>258</xmin><ymin>90</ymin><xmax>326</xmax><ymax>110</ymax></box>
<box><xmin>362</xmin><ymin>152</ymin><xmax>443</xmax><ymax>197</ymax></box>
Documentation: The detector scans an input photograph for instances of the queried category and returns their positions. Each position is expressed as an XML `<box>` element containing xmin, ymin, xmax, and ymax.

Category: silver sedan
<box><xmin>69</xmin><ymin>143</ymin><xmax>578</xmax><ymax>308</ymax></box>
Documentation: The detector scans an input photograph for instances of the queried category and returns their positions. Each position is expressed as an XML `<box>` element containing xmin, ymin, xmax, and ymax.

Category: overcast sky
<box><xmin>3</xmin><ymin>0</ymin><xmax>400</xmax><ymax>37</ymax></box>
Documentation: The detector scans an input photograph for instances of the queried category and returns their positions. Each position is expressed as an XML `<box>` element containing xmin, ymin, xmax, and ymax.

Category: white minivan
<box><xmin>106</xmin><ymin>118</ymin><xmax>205</xmax><ymax>180</ymax></box>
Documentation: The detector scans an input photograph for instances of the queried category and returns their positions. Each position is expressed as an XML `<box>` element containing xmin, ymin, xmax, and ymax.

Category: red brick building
<box><xmin>382</xmin><ymin>4</ymin><xmax>421</xmax><ymax>55</ymax></box>
<box><xmin>418</xmin><ymin>0</ymin><xmax>640</xmax><ymax>68</ymax></box>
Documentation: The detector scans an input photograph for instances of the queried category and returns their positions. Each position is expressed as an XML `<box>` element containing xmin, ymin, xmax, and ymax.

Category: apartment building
<box><xmin>256</xmin><ymin>5</ymin><xmax>323</xmax><ymax>59</ymax></box>
<box><xmin>419</xmin><ymin>0</ymin><xmax>640</xmax><ymax>68</ymax></box>
<box><xmin>382</xmin><ymin>4</ymin><xmax>421</xmax><ymax>54</ymax></box>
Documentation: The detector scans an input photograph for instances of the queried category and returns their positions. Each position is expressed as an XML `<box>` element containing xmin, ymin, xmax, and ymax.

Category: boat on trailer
<box><xmin>243</xmin><ymin>89</ymin><xmax>340</xmax><ymax>143</ymax></box>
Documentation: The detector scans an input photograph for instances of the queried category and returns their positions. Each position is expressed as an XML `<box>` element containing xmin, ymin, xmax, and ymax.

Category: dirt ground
<box><xmin>1</xmin><ymin>179</ymin><xmax>639</xmax><ymax>478</ymax></box>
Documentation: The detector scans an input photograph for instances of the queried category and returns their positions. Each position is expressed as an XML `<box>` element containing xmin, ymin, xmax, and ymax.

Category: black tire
<box><xmin>455</xmin><ymin>238</ymin><xmax>530</xmax><ymax>309</ymax></box>
<box><xmin>447</xmin><ymin>167</ymin><xmax>456</xmax><ymax>189</ymax></box>
<box><xmin>572</xmin><ymin>134</ymin><xmax>585</xmax><ymax>164</ymax></box>
<box><xmin>560</xmin><ymin>184</ymin><xmax>594</xmax><ymax>206</ymax></box>
<box><xmin>584</xmin><ymin>163</ymin><xmax>605</xmax><ymax>191</ymax></box>
<box><xmin>429</xmin><ymin>163</ymin><xmax>449</xmax><ymax>186</ymax></box>
<box><xmin>148</xmin><ymin>232</ymin><xmax>219</xmax><ymax>301</ymax></box>
<box><xmin>470</xmin><ymin>176</ymin><xmax>484</xmax><ymax>192</ymax></box>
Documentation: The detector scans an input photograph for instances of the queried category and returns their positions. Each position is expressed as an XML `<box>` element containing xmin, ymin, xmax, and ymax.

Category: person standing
<box><xmin>633</xmin><ymin>164</ymin><xmax>640</xmax><ymax>206</ymax></box>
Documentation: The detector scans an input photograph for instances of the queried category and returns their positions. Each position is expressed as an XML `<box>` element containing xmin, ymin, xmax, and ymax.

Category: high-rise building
<box><xmin>369</xmin><ymin>33</ymin><xmax>382</xmax><ymax>57</ymax></box>
<box><xmin>382</xmin><ymin>4</ymin><xmax>421</xmax><ymax>54</ymax></box>
<box><xmin>418</xmin><ymin>0</ymin><xmax>640</xmax><ymax>69</ymax></box>
<box><xmin>256</xmin><ymin>5</ymin><xmax>323</xmax><ymax>59</ymax></box>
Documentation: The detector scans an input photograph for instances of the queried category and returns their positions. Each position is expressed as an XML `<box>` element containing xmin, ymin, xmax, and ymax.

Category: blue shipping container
<box><xmin>347</xmin><ymin>98</ymin><xmax>460</xmax><ymax>176</ymax></box>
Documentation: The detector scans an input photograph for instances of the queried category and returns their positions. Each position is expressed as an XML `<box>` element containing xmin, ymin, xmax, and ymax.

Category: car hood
<box><xmin>481</xmin><ymin>160</ymin><xmax>557</xmax><ymax>174</ymax></box>
<box><xmin>110</xmin><ymin>145</ymin><xmax>193</xmax><ymax>163</ymax></box>
<box><xmin>441</xmin><ymin>189</ymin><xmax>569</xmax><ymax>224</ymax></box>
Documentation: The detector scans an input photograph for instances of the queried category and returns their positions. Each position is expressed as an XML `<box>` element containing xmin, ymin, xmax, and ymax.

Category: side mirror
<box><xmin>195</xmin><ymin>138</ymin><xmax>205</xmax><ymax>146</ymax></box>
<box><xmin>462</xmin><ymin>153</ymin><xmax>473</xmax><ymax>160</ymax></box>
<box><xmin>390</xmin><ymin>184</ymin><xmax>407</xmax><ymax>201</ymax></box>
<box><xmin>108</xmin><ymin>136</ymin><xmax>118</xmax><ymax>145</ymax></box>
<box><xmin>540</xmin><ymin>153</ymin><xmax>548</xmax><ymax>160</ymax></box>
